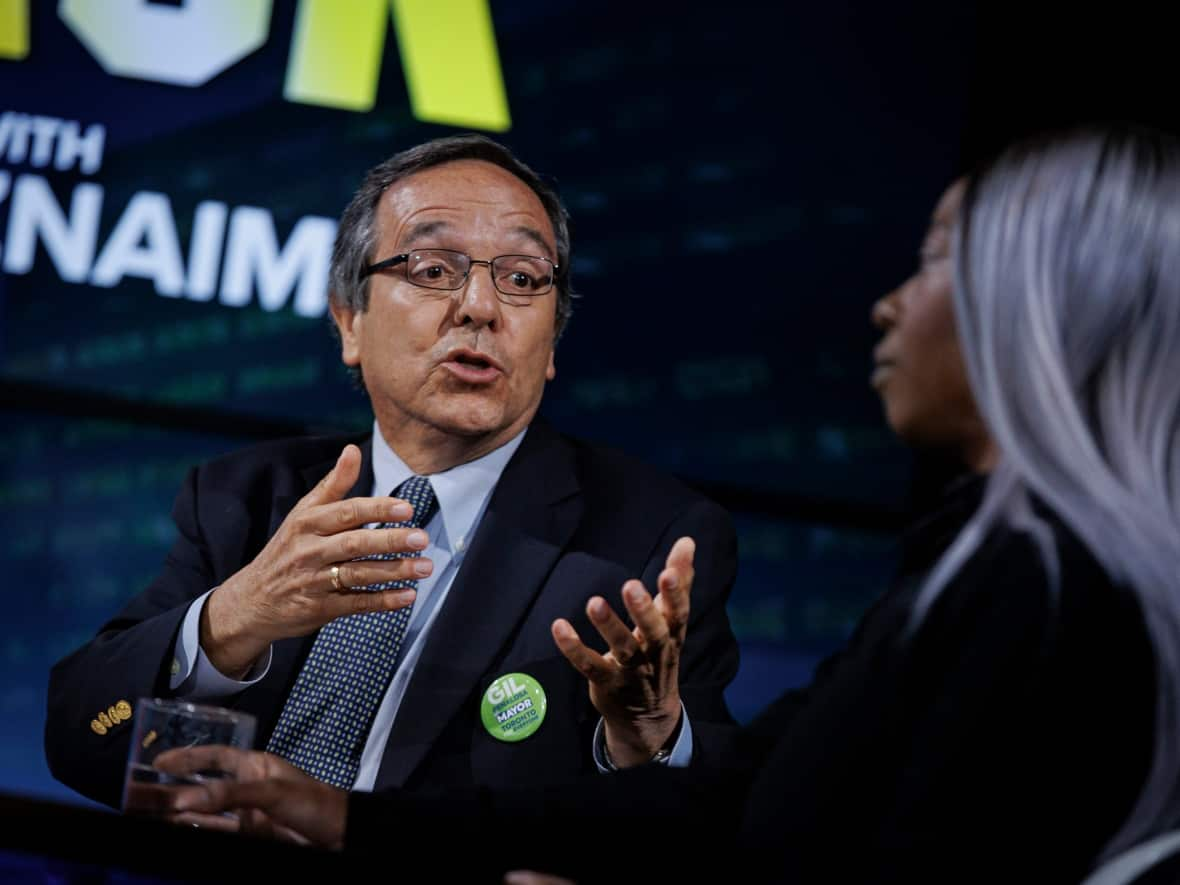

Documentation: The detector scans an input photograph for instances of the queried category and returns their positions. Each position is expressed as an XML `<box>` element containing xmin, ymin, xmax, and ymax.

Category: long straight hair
<box><xmin>909</xmin><ymin>126</ymin><xmax>1180</xmax><ymax>856</ymax></box>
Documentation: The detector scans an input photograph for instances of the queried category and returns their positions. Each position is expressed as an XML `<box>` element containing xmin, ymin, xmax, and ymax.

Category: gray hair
<box><xmin>911</xmin><ymin>127</ymin><xmax>1180</xmax><ymax>856</ymax></box>
<box><xmin>329</xmin><ymin>133</ymin><xmax>576</xmax><ymax>339</ymax></box>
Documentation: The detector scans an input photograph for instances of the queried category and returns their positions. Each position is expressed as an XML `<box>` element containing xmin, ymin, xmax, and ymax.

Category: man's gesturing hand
<box><xmin>201</xmin><ymin>445</ymin><xmax>434</xmax><ymax>678</ymax></box>
<box><xmin>551</xmin><ymin>537</ymin><xmax>695</xmax><ymax>768</ymax></box>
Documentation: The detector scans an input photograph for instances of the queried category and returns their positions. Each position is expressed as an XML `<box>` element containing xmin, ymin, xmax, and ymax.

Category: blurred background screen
<box><xmin>0</xmin><ymin>0</ymin><xmax>984</xmax><ymax>805</ymax></box>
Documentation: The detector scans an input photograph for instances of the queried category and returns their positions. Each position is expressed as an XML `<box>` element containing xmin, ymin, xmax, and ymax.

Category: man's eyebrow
<box><xmin>400</xmin><ymin>220</ymin><xmax>450</xmax><ymax>247</ymax></box>
<box><xmin>511</xmin><ymin>226</ymin><xmax>557</xmax><ymax>262</ymax></box>
<box><xmin>398</xmin><ymin>220</ymin><xmax>556</xmax><ymax>261</ymax></box>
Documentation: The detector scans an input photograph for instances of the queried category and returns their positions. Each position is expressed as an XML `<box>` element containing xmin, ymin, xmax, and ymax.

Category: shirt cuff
<box><xmin>170</xmin><ymin>589</ymin><xmax>272</xmax><ymax>698</ymax></box>
<box><xmin>591</xmin><ymin>703</ymin><xmax>693</xmax><ymax>773</ymax></box>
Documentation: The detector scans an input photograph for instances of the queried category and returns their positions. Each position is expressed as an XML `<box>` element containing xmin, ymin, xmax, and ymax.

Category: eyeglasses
<box><xmin>359</xmin><ymin>249</ymin><xmax>558</xmax><ymax>304</ymax></box>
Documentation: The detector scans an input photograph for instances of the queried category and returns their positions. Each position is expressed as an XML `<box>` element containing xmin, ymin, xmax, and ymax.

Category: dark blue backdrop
<box><xmin>0</xmin><ymin>0</ymin><xmax>973</xmax><ymax>806</ymax></box>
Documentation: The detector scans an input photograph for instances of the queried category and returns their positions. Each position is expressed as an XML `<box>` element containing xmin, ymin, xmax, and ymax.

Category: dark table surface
<box><xmin>0</xmin><ymin>791</ymin><xmax>367</xmax><ymax>883</ymax></box>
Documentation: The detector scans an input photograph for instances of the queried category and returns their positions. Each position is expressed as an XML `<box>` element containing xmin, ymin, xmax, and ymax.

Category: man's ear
<box><xmin>329</xmin><ymin>297</ymin><xmax>363</xmax><ymax>366</ymax></box>
<box><xmin>546</xmin><ymin>347</ymin><xmax>556</xmax><ymax>381</ymax></box>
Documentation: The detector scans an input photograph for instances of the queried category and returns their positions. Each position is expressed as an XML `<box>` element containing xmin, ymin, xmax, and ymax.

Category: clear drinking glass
<box><xmin>122</xmin><ymin>697</ymin><xmax>256</xmax><ymax>815</ymax></box>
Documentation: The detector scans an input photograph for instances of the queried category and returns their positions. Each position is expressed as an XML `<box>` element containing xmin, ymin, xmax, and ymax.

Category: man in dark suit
<box><xmin>43</xmin><ymin>134</ymin><xmax>739</xmax><ymax>810</ymax></box>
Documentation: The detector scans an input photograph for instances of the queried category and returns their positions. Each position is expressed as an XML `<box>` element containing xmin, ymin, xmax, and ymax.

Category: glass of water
<box><xmin>122</xmin><ymin>698</ymin><xmax>256</xmax><ymax>815</ymax></box>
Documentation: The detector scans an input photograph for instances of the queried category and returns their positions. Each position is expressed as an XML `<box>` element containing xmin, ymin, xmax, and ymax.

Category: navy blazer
<box><xmin>45</xmin><ymin>419</ymin><xmax>740</xmax><ymax>808</ymax></box>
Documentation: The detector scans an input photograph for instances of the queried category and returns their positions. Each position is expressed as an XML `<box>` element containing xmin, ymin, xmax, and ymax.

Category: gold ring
<box><xmin>330</xmin><ymin>565</ymin><xmax>343</xmax><ymax>591</ymax></box>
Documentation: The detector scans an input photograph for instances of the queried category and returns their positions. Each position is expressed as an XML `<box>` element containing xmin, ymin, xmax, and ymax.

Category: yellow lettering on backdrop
<box><xmin>8</xmin><ymin>0</ymin><xmax>511</xmax><ymax>130</ymax></box>
<box><xmin>390</xmin><ymin>0</ymin><xmax>511</xmax><ymax>131</ymax></box>
<box><xmin>283</xmin><ymin>0</ymin><xmax>387</xmax><ymax>112</ymax></box>
<box><xmin>0</xmin><ymin>0</ymin><xmax>29</xmax><ymax>60</ymax></box>
<box><xmin>285</xmin><ymin>0</ymin><xmax>510</xmax><ymax>130</ymax></box>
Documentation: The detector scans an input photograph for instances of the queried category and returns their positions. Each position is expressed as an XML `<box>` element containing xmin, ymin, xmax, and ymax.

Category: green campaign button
<box><xmin>480</xmin><ymin>672</ymin><xmax>546</xmax><ymax>742</ymax></box>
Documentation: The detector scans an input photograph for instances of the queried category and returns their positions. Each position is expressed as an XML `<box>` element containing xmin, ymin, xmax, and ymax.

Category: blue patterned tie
<box><xmin>266</xmin><ymin>475</ymin><xmax>438</xmax><ymax>787</ymax></box>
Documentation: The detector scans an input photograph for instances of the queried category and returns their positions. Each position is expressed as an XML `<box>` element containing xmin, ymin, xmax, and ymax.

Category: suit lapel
<box><xmin>240</xmin><ymin>435</ymin><xmax>374</xmax><ymax>744</ymax></box>
<box><xmin>374</xmin><ymin>421</ymin><xmax>582</xmax><ymax>789</ymax></box>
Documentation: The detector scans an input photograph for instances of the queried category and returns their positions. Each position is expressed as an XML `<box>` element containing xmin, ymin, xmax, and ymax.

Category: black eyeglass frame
<box><xmin>358</xmin><ymin>249</ymin><xmax>560</xmax><ymax>297</ymax></box>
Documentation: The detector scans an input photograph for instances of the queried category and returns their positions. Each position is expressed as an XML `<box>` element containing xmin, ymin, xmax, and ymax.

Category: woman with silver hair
<box><xmin>909</xmin><ymin>127</ymin><xmax>1180</xmax><ymax>860</ymax></box>
<box><xmin>145</xmin><ymin>126</ymin><xmax>1180</xmax><ymax>883</ymax></box>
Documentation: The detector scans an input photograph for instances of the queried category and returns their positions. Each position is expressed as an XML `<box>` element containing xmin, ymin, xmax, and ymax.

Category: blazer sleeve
<box><xmin>44</xmin><ymin>466</ymin><xmax>223</xmax><ymax>808</ymax></box>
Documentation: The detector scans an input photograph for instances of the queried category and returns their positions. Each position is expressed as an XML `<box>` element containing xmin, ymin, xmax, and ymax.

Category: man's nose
<box><xmin>452</xmin><ymin>262</ymin><xmax>501</xmax><ymax>328</ymax></box>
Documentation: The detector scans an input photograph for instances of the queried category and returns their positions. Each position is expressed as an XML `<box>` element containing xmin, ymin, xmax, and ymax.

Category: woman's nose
<box><xmin>871</xmin><ymin>288</ymin><xmax>901</xmax><ymax>330</ymax></box>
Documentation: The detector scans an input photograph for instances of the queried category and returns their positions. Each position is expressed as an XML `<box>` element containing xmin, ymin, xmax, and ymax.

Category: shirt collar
<box><xmin>369</xmin><ymin>421</ymin><xmax>526</xmax><ymax>552</ymax></box>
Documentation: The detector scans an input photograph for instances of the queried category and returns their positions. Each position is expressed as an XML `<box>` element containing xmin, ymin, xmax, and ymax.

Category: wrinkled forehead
<box><xmin>375</xmin><ymin>159</ymin><xmax>557</xmax><ymax>258</ymax></box>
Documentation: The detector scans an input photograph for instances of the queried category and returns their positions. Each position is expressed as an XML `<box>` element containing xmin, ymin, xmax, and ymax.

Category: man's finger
<box><xmin>655</xmin><ymin>537</ymin><xmax>695</xmax><ymax>627</ymax></box>
<box><xmin>655</xmin><ymin>566</ymin><xmax>690</xmax><ymax>628</ymax></box>
<box><xmin>167</xmin><ymin>810</ymin><xmax>242</xmax><ymax>833</ymax></box>
<box><xmin>586</xmin><ymin>597</ymin><xmax>642</xmax><ymax>667</ymax></box>
<box><xmin>325</xmin><ymin>557</ymin><xmax>433</xmax><ymax>591</ymax></box>
<box><xmin>155</xmin><ymin>745</ymin><xmax>248</xmax><ymax>780</ymax></box>
<box><xmin>268</xmin><ymin>821</ymin><xmax>314</xmax><ymax>847</ymax></box>
<box><xmin>238</xmin><ymin>807</ymin><xmax>279</xmax><ymax>842</ymax></box>
<box><xmin>504</xmin><ymin>872</ymin><xmax>577</xmax><ymax>885</ymax></box>
<box><xmin>622</xmin><ymin>580</ymin><xmax>669</xmax><ymax>647</ymax></box>
<box><xmin>172</xmin><ymin>778</ymin><xmax>279</xmax><ymax>816</ymax></box>
<box><xmin>233</xmin><ymin>808</ymin><xmax>311</xmax><ymax>846</ymax></box>
<box><xmin>551</xmin><ymin>619</ymin><xmax>615</xmax><ymax>684</ymax></box>
<box><xmin>311</xmin><ymin>525</ymin><xmax>430</xmax><ymax>563</ymax></box>
<box><xmin>661</xmin><ymin>537</ymin><xmax>696</xmax><ymax>600</ymax></box>
<box><xmin>665</xmin><ymin>536</ymin><xmax>696</xmax><ymax>573</ymax></box>
<box><xmin>124</xmin><ymin>781</ymin><xmax>207</xmax><ymax>817</ymax></box>
<box><xmin>305</xmin><ymin>497</ymin><xmax>415</xmax><ymax>535</ymax></box>
<box><xmin>326</xmin><ymin>587</ymin><xmax>416</xmax><ymax>620</ymax></box>
<box><xmin>300</xmin><ymin>445</ymin><xmax>362</xmax><ymax>509</ymax></box>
